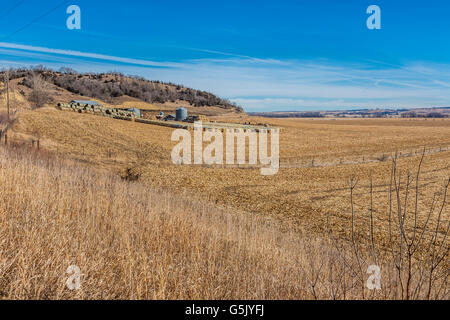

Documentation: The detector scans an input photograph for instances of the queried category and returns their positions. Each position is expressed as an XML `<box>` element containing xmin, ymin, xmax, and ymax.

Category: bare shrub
<box><xmin>28</xmin><ymin>72</ymin><xmax>51</xmax><ymax>108</ymax></box>
<box><xmin>328</xmin><ymin>150</ymin><xmax>449</xmax><ymax>300</ymax></box>
<box><xmin>376</xmin><ymin>153</ymin><xmax>389</xmax><ymax>162</ymax></box>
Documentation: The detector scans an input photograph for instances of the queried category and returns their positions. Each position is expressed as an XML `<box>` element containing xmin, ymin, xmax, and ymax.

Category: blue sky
<box><xmin>1</xmin><ymin>0</ymin><xmax>450</xmax><ymax>111</ymax></box>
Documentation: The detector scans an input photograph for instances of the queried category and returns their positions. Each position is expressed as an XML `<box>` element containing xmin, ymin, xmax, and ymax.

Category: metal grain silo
<box><xmin>176</xmin><ymin>107</ymin><xmax>187</xmax><ymax>121</ymax></box>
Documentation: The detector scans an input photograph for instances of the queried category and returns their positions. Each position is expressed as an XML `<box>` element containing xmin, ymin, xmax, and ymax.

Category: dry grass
<box><xmin>0</xmin><ymin>145</ymin><xmax>308</xmax><ymax>299</ymax></box>
<box><xmin>0</xmin><ymin>145</ymin><xmax>447</xmax><ymax>299</ymax></box>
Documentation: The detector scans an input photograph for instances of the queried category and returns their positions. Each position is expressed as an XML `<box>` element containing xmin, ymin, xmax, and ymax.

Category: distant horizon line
<box><xmin>247</xmin><ymin>106</ymin><xmax>450</xmax><ymax>113</ymax></box>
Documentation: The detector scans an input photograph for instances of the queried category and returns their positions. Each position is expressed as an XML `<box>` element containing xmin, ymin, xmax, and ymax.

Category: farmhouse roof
<box><xmin>71</xmin><ymin>100</ymin><xmax>101</xmax><ymax>106</ymax></box>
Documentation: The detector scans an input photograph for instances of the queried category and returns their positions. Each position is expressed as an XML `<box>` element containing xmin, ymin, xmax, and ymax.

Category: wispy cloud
<box><xmin>1</xmin><ymin>41</ymin><xmax>450</xmax><ymax>111</ymax></box>
<box><xmin>0</xmin><ymin>42</ymin><xmax>182</xmax><ymax>68</ymax></box>
<box><xmin>183</xmin><ymin>47</ymin><xmax>283</xmax><ymax>65</ymax></box>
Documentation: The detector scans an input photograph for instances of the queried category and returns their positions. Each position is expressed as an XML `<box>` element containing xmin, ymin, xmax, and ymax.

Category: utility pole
<box><xmin>5</xmin><ymin>70</ymin><xmax>10</xmax><ymax>122</ymax></box>
<box><xmin>12</xmin><ymin>83</ymin><xmax>16</xmax><ymax>114</ymax></box>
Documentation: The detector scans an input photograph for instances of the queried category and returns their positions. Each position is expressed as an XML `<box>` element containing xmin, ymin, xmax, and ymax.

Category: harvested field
<box><xmin>8</xmin><ymin>108</ymin><xmax>450</xmax><ymax>246</ymax></box>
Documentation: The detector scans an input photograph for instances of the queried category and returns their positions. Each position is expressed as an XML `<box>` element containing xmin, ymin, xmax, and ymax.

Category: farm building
<box><xmin>176</xmin><ymin>108</ymin><xmax>188</xmax><ymax>121</ymax></box>
<box><xmin>71</xmin><ymin>100</ymin><xmax>101</xmax><ymax>106</ymax></box>
<box><xmin>127</xmin><ymin>107</ymin><xmax>142</xmax><ymax>117</ymax></box>
<box><xmin>156</xmin><ymin>111</ymin><xmax>165</xmax><ymax>120</ymax></box>
<box><xmin>163</xmin><ymin>114</ymin><xmax>176</xmax><ymax>121</ymax></box>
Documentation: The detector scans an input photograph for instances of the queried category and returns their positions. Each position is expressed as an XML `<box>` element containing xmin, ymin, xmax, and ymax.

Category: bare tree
<box><xmin>29</xmin><ymin>72</ymin><xmax>50</xmax><ymax>108</ymax></box>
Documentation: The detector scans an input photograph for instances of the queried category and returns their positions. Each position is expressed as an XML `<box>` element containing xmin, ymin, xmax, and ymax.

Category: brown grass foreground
<box><xmin>0</xmin><ymin>145</ymin><xmax>447</xmax><ymax>300</ymax></box>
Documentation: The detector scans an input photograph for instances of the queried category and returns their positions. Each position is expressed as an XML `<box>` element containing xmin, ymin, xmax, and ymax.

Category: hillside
<box><xmin>0</xmin><ymin>67</ymin><xmax>244</xmax><ymax>115</ymax></box>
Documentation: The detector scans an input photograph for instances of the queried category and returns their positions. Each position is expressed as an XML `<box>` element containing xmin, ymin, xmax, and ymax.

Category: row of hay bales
<box><xmin>57</xmin><ymin>102</ymin><xmax>194</xmax><ymax>130</ymax></box>
<box><xmin>57</xmin><ymin>102</ymin><xmax>137</xmax><ymax>119</ymax></box>
<box><xmin>56</xmin><ymin>102</ymin><xmax>273</xmax><ymax>132</ymax></box>
<box><xmin>135</xmin><ymin>118</ymin><xmax>190</xmax><ymax>129</ymax></box>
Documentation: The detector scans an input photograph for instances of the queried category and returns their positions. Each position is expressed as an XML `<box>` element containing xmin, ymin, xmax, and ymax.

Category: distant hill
<box><xmin>249</xmin><ymin>107</ymin><xmax>450</xmax><ymax>118</ymax></box>
<box><xmin>1</xmin><ymin>66</ymin><xmax>244</xmax><ymax>114</ymax></box>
